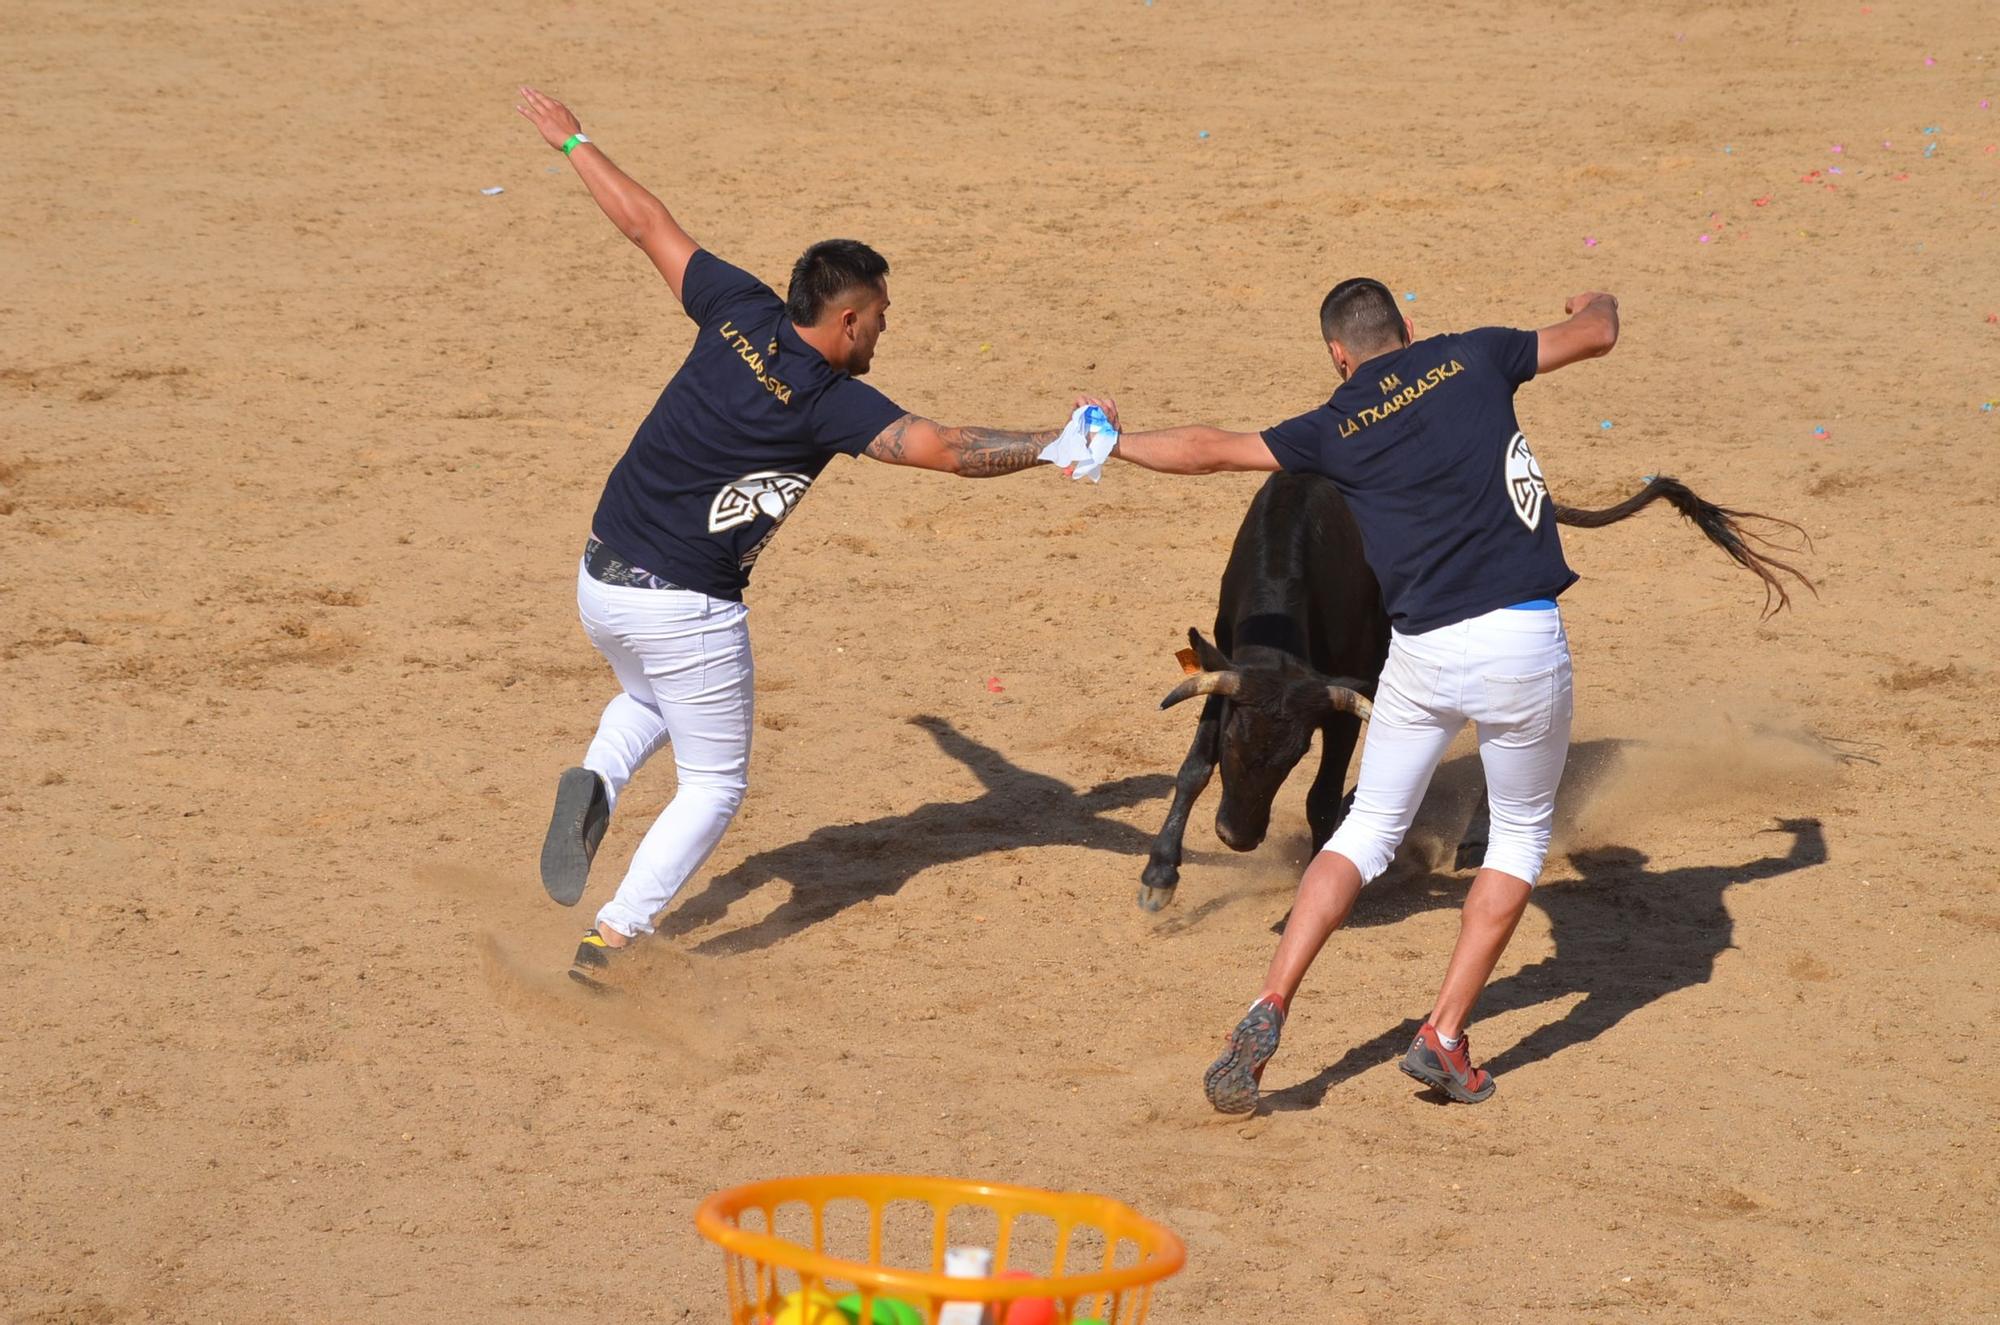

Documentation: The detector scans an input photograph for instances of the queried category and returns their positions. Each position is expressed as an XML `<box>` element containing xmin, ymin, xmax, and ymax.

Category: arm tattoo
<box><xmin>864</xmin><ymin>413</ymin><xmax>917</xmax><ymax>463</ymax></box>
<box><xmin>863</xmin><ymin>414</ymin><xmax>1058</xmax><ymax>475</ymax></box>
<box><xmin>939</xmin><ymin>424</ymin><xmax>1059</xmax><ymax>477</ymax></box>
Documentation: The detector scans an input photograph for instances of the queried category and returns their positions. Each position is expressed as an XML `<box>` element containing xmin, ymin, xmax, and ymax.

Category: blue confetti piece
<box><xmin>1197</xmin><ymin>130</ymin><xmax>1209</xmax><ymax>139</ymax></box>
<box><xmin>1985</xmin><ymin>402</ymin><xmax>1995</xmax><ymax>413</ymax></box>
<box><xmin>1641</xmin><ymin>473</ymin><xmax>1657</xmax><ymax>483</ymax></box>
<box><xmin>1924</xmin><ymin>141</ymin><xmax>1939</xmax><ymax>158</ymax></box>
<box><xmin>1599</xmin><ymin>419</ymin><xmax>1614</xmax><ymax>430</ymax></box>
<box><xmin>1402</xmin><ymin>291</ymin><xmax>1416</xmax><ymax>302</ymax></box>
<box><xmin>1923</xmin><ymin>124</ymin><xmax>1940</xmax><ymax>134</ymax></box>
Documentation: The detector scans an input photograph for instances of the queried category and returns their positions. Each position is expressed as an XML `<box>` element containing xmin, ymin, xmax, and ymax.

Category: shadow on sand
<box><xmin>658</xmin><ymin>715</ymin><xmax>1176</xmax><ymax>955</ymax></box>
<box><xmin>1261</xmin><ymin>815</ymin><xmax>1827</xmax><ymax>1111</ymax></box>
<box><xmin>658</xmin><ymin>720</ymin><xmax>1827</xmax><ymax>1102</ymax></box>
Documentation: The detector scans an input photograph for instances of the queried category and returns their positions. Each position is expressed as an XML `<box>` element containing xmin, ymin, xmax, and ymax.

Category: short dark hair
<box><xmin>1318</xmin><ymin>277</ymin><xmax>1408</xmax><ymax>351</ymax></box>
<box><xmin>785</xmin><ymin>239</ymin><xmax>889</xmax><ymax>326</ymax></box>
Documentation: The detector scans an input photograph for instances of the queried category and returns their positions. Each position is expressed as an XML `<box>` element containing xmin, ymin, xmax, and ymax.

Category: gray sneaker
<box><xmin>1203</xmin><ymin>997</ymin><xmax>1285</xmax><ymax>1114</ymax></box>
<box><xmin>540</xmin><ymin>767</ymin><xmax>609</xmax><ymax>906</ymax></box>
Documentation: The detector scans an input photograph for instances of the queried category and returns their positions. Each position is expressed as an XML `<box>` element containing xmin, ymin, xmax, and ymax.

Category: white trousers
<box><xmin>574</xmin><ymin>562</ymin><xmax>754</xmax><ymax>938</ymax></box>
<box><xmin>1325</xmin><ymin>605</ymin><xmax>1575</xmax><ymax>887</ymax></box>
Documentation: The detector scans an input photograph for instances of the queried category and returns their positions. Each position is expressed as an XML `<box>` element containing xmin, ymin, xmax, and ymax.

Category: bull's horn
<box><xmin>1327</xmin><ymin>686</ymin><xmax>1373</xmax><ymax>720</ymax></box>
<box><xmin>1160</xmin><ymin>671</ymin><xmax>1242</xmax><ymax>709</ymax></box>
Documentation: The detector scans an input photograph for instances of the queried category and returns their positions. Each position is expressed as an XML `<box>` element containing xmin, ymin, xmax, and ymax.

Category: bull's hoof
<box><xmin>1137</xmin><ymin>883</ymin><xmax>1178</xmax><ymax>912</ymax></box>
<box><xmin>1453</xmin><ymin>839</ymin><xmax>1486</xmax><ymax>872</ymax></box>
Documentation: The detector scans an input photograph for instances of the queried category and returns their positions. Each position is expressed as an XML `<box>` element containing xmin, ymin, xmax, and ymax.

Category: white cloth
<box><xmin>575</xmin><ymin>561</ymin><xmax>754</xmax><ymax>937</ymax></box>
<box><xmin>1037</xmin><ymin>404</ymin><xmax>1120</xmax><ymax>482</ymax></box>
<box><xmin>1324</xmin><ymin>605</ymin><xmax>1574</xmax><ymax>886</ymax></box>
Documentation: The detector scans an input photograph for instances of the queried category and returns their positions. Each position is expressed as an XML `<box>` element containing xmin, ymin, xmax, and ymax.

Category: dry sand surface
<box><xmin>4</xmin><ymin>1</ymin><xmax>1998</xmax><ymax>1321</ymax></box>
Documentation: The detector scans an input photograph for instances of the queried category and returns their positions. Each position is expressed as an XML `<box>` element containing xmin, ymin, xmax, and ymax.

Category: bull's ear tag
<box><xmin>1175</xmin><ymin>647</ymin><xmax>1201</xmax><ymax>676</ymax></box>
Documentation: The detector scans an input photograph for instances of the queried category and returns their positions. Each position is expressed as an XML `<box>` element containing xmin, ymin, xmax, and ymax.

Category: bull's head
<box><xmin>1160</xmin><ymin>628</ymin><xmax>1372</xmax><ymax>853</ymax></box>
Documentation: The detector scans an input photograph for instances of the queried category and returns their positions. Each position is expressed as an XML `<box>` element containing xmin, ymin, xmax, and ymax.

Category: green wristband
<box><xmin>561</xmin><ymin>132</ymin><xmax>591</xmax><ymax>156</ymax></box>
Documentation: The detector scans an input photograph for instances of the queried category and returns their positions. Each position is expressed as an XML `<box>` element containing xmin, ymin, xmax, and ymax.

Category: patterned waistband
<box><xmin>584</xmin><ymin>538</ymin><xmax>687</xmax><ymax>591</ymax></box>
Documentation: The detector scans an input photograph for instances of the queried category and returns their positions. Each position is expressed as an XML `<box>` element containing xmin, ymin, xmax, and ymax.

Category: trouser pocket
<box><xmin>1379</xmin><ymin>642</ymin><xmax>1444</xmax><ymax>716</ymax></box>
<box><xmin>1479</xmin><ymin>666</ymin><xmax>1558</xmax><ymax>744</ymax></box>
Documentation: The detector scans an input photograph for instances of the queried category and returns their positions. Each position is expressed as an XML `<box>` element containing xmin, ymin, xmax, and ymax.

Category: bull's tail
<box><xmin>1553</xmin><ymin>475</ymin><xmax>1816</xmax><ymax>617</ymax></box>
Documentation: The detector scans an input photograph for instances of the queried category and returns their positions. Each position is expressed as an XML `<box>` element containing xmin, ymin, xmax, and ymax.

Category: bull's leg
<box><xmin>1140</xmin><ymin>694</ymin><xmax>1224</xmax><ymax>911</ymax></box>
<box><xmin>1306</xmin><ymin>714</ymin><xmax>1363</xmax><ymax>850</ymax></box>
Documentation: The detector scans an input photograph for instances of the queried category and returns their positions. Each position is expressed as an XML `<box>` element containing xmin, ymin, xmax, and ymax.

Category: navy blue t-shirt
<box><xmin>591</xmin><ymin>250</ymin><xmax>907</xmax><ymax>601</ymax></box>
<box><xmin>1261</xmin><ymin>328</ymin><xmax>1577</xmax><ymax>634</ymax></box>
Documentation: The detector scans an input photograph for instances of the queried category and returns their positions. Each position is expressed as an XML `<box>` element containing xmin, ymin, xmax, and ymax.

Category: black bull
<box><xmin>1137</xmin><ymin>473</ymin><xmax>1811</xmax><ymax>911</ymax></box>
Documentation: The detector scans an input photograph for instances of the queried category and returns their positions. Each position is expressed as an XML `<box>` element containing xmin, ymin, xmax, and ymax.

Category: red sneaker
<box><xmin>1399</xmin><ymin>1022</ymin><xmax>1496</xmax><ymax>1103</ymax></box>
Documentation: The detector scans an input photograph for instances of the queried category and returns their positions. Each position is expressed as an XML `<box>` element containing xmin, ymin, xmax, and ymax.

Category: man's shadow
<box><xmin>1262</xmin><ymin>816</ymin><xmax>1827</xmax><ymax>1110</ymax></box>
<box><xmin>657</xmin><ymin>715</ymin><xmax>1176</xmax><ymax>955</ymax></box>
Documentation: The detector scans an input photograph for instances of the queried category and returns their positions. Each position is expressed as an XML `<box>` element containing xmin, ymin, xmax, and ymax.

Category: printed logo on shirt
<box><xmin>1338</xmin><ymin>359</ymin><xmax>1465</xmax><ymax>438</ymax></box>
<box><xmin>709</xmin><ymin>471</ymin><xmax>811</xmax><ymax>535</ymax></box>
<box><xmin>1505</xmin><ymin>432</ymin><xmax>1548</xmax><ymax>531</ymax></box>
<box><xmin>716</xmin><ymin>321</ymin><xmax>795</xmax><ymax>404</ymax></box>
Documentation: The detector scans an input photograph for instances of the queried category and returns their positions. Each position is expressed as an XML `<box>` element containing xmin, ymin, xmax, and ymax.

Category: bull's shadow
<box><xmin>1261</xmin><ymin>815</ymin><xmax>1827</xmax><ymax>1111</ymax></box>
<box><xmin>656</xmin><ymin>715</ymin><xmax>1175</xmax><ymax>955</ymax></box>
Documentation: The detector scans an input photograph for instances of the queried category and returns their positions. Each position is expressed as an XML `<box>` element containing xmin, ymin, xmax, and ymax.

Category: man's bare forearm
<box><xmin>1565</xmin><ymin>292</ymin><xmax>1619</xmax><ymax>355</ymax></box>
<box><xmin>864</xmin><ymin>415</ymin><xmax>1056</xmax><ymax>476</ymax></box>
<box><xmin>1538</xmin><ymin>291</ymin><xmax>1620</xmax><ymax>371</ymax></box>
<box><xmin>943</xmin><ymin>424</ymin><xmax>1058</xmax><ymax>477</ymax></box>
<box><xmin>1113</xmin><ymin>425</ymin><xmax>1242</xmax><ymax>475</ymax></box>
<box><xmin>568</xmin><ymin>143</ymin><xmax>679</xmax><ymax>244</ymax></box>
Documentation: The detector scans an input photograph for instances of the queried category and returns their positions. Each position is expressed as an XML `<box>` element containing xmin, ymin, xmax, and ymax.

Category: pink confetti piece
<box><xmin>1698</xmin><ymin>233</ymin><xmax>1713</xmax><ymax>244</ymax></box>
<box><xmin>1830</xmin><ymin>144</ymin><xmax>1844</xmax><ymax>154</ymax></box>
<box><xmin>1982</xmin><ymin>99</ymin><xmax>1993</xmax><ymax>110</ymax></box>
<box><xmin>1924</xmin><ymin>55</ymin><xmax>1936</xmax><ymax>67</ymax></box>
<box><xmin>1584</xmin><ymin>236</ymin><xmax>1599</xmax><ymax>247</ymax></box>
<box><xmin>1828</xmin><ymin>166</ymin><xmax>1844</xmax><ymax>175</ymax></box>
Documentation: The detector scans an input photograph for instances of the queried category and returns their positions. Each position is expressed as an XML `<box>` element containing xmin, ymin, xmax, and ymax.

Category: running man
<box><xmin>1107</xmin><ymin>277</ymin><xmax>1620</xmax><ymax>1106</ymax></box>
<box><xmin>513</xmin><ymin>88</ymin><xmax>1097</xmax><ymax>983</ymax></box>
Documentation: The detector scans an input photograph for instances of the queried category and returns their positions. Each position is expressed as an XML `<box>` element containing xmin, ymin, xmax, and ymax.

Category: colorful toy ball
<box><xmin>767</xmin><ymin>1288</ymin><xmax>848</xmax><ymax>1325</ymax></box>
<box><xmin>997</xmin><ymin>1270</ymin><xmax>1057</xmax><ymax>1325</ymax></box>
<box><xmin>1001</xmin><ymin>1297</ymin><xmax>1057</xmax><ymax>1325</ymax></box>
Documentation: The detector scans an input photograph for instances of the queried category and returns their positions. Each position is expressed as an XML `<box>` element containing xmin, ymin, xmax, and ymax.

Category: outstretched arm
<box><xmin>1536</xmin><ymin>291</ymin><xmax>1620</xmax><ymax>374</ymax></box>
<box><xmin>862</xmin><ymin>414</ymin><xmax>1060</xmax><ymax>477</ymax></box>
<box><xmin>1111</xmin><ymin>425</ymin><xmax>1280</xmax><ymax>475</ymax></box>
<box><xmin>516</xmin><ymin>86</ymin><xmax>700</xmax><ymax>302</ymax></box>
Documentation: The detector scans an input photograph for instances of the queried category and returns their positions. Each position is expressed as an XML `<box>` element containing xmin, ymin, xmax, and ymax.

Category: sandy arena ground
<box><xmin>3</xmin><ymin>1</ymin><xmax>1998</xmax><ymax>1321</ymax></box>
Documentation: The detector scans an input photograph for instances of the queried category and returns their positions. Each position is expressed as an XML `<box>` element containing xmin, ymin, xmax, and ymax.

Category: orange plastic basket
<box><xmin>694</xmin><ymin>1174</ymin><xmax>1186</xmax><ymax>1324</ymax></box>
